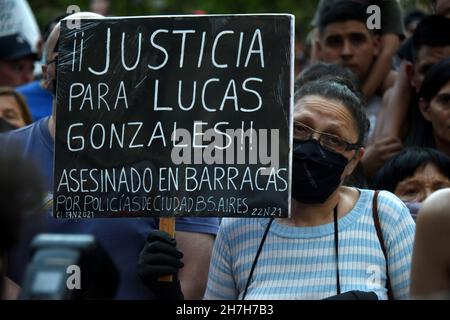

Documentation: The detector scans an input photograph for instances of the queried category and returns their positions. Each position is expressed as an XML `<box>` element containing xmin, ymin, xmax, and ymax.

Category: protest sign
<box><xmin>54</xmin><ymin>14</ymin><xmax>294</xmax><ymax>218</ymax></box>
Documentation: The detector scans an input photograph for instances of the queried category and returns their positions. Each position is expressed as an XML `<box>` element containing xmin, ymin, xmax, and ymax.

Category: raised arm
<box><xmin>362</xmin><ymin>34</ymin><xmax>399</xmax><ymax>100</ymax></box>
<box><xmin>380</xmin><ymin>60</ymin><xmax>414</xmax><ymax>139</ymax></box>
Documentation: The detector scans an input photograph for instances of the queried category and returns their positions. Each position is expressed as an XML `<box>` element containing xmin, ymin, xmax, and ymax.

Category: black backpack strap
<box><xmin>242</xmin><ymin>218</ymin><xmax>274</xmax><ymax>300</ymax></box>
<box><xmin>372</xmin><ymin>190</ymin><xmax>394</xmax><ymax>300</ymax></box>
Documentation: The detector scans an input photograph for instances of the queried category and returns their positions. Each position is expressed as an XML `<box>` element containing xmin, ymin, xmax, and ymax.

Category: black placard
<box><xmin>53</xmin><ymin>14</ymin><xmax>294</xmax><ymax>218</ymax></box>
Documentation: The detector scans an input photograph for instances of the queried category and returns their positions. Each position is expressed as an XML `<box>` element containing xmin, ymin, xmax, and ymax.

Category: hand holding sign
<box><xmin>138</xmin><ymin>228</ymin><xmax>184</xmax><ymax>299</ymax></box>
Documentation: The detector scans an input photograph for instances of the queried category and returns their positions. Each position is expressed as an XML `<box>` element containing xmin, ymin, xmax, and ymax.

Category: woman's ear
<box><xmin>356</xmin><ymin>147</ymin><xmax>365</xmax><ymax>161</ymax></box>
<box><xmin>343</xmin><ymin>147</ymin><xmax>365</xmax><ymax>178</ymax></box>
<box><xmin>418</xmin><ymin>97</ymin><xmax>432</xmax><ymax>122</ymax></box>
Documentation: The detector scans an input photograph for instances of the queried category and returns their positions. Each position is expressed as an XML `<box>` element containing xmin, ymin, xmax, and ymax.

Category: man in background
<box><xmin>0</xmin><ymin>34</ymin><xmax>36</xmax><ymax>87</ymax></box>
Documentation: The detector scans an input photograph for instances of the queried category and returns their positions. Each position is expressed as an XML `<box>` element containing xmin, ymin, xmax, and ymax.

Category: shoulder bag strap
<box><xmin>372</xmin><ymin>190</ymin><xmax>394</xmax><ymax>300</ymax></box>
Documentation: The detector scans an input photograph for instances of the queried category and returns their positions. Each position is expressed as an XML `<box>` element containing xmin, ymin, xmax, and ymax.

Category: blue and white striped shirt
<box><xmin>204</xmin><ymin>189</ymin><xmax>415</xmax><ymax>300</ymax></box>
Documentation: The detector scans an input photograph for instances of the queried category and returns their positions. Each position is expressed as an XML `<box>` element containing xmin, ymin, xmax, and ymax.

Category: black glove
<box><xmin>323</xmin><ymin>291</ymin><xmax>379</xmax><ymax>300</ymax></box>
<box><xmin>138</xmin><ymin>230</ymin><xmax>185</xmax><ymax>300</ymax></box>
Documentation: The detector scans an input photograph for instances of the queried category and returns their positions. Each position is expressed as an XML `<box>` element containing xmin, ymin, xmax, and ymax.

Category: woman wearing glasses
<box><xmin>204</xmin><ymin>74</ymin><xmax>416</xmax><ymax>300</ymax></box>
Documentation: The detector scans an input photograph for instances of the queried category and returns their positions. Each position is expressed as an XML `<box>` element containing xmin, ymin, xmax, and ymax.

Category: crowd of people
<box><xmin>1</xmin><ymin>0</ymin><xmax>450</xmax><ymax>300</ymax></box>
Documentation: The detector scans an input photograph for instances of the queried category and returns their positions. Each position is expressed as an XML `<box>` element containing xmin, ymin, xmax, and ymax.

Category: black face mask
<box><xmin>292</xmin><ymin>139</ymin><xmax>349</xmax><ymax>204</ymax></box>
<box><xmin>0</xmin><ymin>118</ymin><xmax>19</xmax><ymax>133</ymax></box>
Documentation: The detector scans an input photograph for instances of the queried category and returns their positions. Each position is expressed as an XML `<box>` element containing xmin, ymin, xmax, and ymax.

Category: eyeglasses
<box><xmin>293</xmin><ymin>121</ymin><xmax>361</xmax><ymax>154</ymax></box>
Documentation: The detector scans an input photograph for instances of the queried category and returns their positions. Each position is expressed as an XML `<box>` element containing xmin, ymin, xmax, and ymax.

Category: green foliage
<box><xmin>29</xmin><ymin>0</ymin><xmax>319</xmax><ymax>40</ymax></box>
<box><xmin>29</xmin><ymin>0</ymin><xmax>432</xmax><ymax>40</ymax></box>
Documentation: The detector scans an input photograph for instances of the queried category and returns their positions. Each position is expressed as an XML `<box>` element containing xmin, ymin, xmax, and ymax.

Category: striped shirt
<box><xmin>204</xmin><ymin>189</ymin><xmax>416</xmax><ymax>300</ymax></box>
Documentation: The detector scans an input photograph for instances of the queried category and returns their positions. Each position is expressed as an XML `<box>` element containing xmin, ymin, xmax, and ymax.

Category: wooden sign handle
<box><xmin>159</xmin><ymin>217</ymin><xmax>175</xmax><ymax>282</ymax></box>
